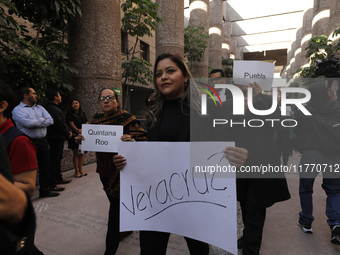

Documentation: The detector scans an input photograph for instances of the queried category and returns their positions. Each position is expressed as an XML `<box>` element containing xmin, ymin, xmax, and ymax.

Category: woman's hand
<box><xmin>113</xmin><ymin>155</ymin><xmax>126</xmax><ymax>170</ymax></box>
<box><xmin>121</xmin><ymin>134</ymin><xmax>135</xmax><ymax>142</ymax></box>
<box><xmin>223</xmin><ymin>146</ymin><xmax>248</xmax><ymax>167</ymax></box>
<box><xmin>74</xmin><ymin>134</ymin><xmax>85</xmax><ymax>144</ymax></box>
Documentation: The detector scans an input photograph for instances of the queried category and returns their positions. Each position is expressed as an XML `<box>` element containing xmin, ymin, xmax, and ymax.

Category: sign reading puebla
<box><xmin>233</xmin><ymin>60</ymin><xmax>275</xmax><ymax>91</ymax></box>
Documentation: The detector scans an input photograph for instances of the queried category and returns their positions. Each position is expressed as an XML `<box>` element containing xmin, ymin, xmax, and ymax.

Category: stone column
<box><xmin>299</xmin><ymin>8</ymin><xmax>313</xmax><ymax>69</ymax></box>
<box><xmin>222</xmin><ymin>21</ymin><xmax>232</xmax><ymax>58</ymax></box>
<box><xmin>68</xmin><ymin>0</ymin><xmax>121</xmax><ymax>120</ymax></box>
<box><xmin>209</xmin><ymin>0</ymin><xmax>223</xmax><ymax>69</ymax></box>
<box><xmin>329</xmin><ymin>0</ymin><xmax>340</xmax><ymax>100</ymax></box>
<box><xmin>189</xmin><ymin>0</ymin><xmax>209</xmax><ymax>77</ymax></box>
<box><xmin>329</xmin><ymin>0</ymin><xmax>340</xmax><ymax>37</ymax></box>
<box><xmin>286</xmin><ymin>44</ymin><xmax>294</xmax><ymax>78</ymax></box>
<box><xmin>312</xmin><ymin>0</ymin><xmax>330</xmax><ymax>36</ymax></box>
<box><xmin>293</xmin><ymin>28</ymin><xmax>303</xmax><ymax>74</ymax></box>
<box><xmin>231</xmin><ymin>35</ymin><xmax>240</xmax><ymax>59</ymax></box>
<box><xmin>156</xmin><ymin>0</ymin><xmax>184</xmax><ymax>58</ymax></box>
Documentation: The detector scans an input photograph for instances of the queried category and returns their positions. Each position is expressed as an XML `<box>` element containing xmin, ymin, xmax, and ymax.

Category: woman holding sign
<box><xmin>76</xmin><ymin>88</ymin><xmax>146</xmax><ymax>255</ymax></box>
<box><xmin>114</xmin><ymin>53</ymin><xmax>248</xmax><ymax>255</ymax></box>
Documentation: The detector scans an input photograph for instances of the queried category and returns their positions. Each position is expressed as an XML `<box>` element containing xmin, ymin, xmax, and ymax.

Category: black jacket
<box><xmin>295</xmin><ymin>99</ymin><xmax>340</xmax><ymax>152</ymax></box>
<box><xmin>43</xmin><ymin>101</ymin><xmax>71</xmax><ymax>140</ymax></box>
<box><xmin>222</xmin><ymin>93</ymin><xmax>291</xmax><ymax>208</ymax></box>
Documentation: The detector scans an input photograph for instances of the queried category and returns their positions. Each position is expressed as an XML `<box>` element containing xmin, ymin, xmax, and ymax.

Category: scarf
<box><xmin>92</xmin><ymin>110</ymin><xmax>147</xmax><ymax>198</ymax></box>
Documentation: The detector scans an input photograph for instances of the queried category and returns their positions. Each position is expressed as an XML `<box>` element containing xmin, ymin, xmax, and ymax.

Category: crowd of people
<box><xmin>1</xmin><ymin>53</ymin><xmax>340</xmax><ymax>255</ymax></box>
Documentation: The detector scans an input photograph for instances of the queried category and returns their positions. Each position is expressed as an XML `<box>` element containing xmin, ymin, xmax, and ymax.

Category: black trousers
<box><xmin>140</xmin><ymin>231</ymin><xmax>209</xmax><ymax>255</ymax></box>
<box><xmin>239</xmin><ymin>181</ymin><xmax>266</xmax><ymax>255</ymax></box>
<box><xmin>100</xmin><ymin>176</ymin><xmax>120</xmax><ymax>255</ymax></box>
<box><xmin>31</xmin><ymin>137</ymin><xmax>53</xmax><ymax>192</ymax></box>
<box><xmin>47</xmin><ymin>138</ymin><xmax>64</xmax><ymax>183</ymax></box>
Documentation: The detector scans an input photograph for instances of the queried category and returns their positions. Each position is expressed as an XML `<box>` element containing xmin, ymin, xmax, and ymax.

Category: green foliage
<box><xmin>122</xmin><ymin>57</ymin><xmax>153</xmax><ymax>86</ymax></box>
<box><xmin>0</xmin><ymin>0</ymin><xmax>81</xmax><ymax>95</ymax></box>
<box><xmin>184</xmin><ymin>25</ymin><xmax>209</xmax><ymax>65</ymax></box>
<box><xmin>11</xmin><ymin>0</ymin><xmax>81</xmax><ymax>30</ymax></box>
<box><xmin>221</xmin><ymin>56</ymin><xmax>236</xmax><ymax>78</ymax></box>
<box><xmin>121</xmin><ymin>0</ymin><xmax>161</xmax><ymax>37</ymax></box>
<box><xmin>121</xmin><ymin>0</ymin><xmax>162</xmax><ymax>109</ymax></box>
<box><xmin>305</xmin><ymin>35</ymin><xmax>333</xmax><ymax>65</ymax></box>
<box><xmin>295</xmin><ymin>29</ymin><xmax>340</xmax><ymax>79</ymax></box>
<box><xmin>293</xmin><ymin>66</ymin><xmax>318</xmax><ymax>78</ymax></box>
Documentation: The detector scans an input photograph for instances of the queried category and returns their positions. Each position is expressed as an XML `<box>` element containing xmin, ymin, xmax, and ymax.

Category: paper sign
<box><xmin>233</xmin><ymin>60</ymin><xmax>275</xmax><ymax>91</ymax></box>
<box><xmin>81</xmin><ymin>124</ymin><xmax>123</xmax><ymax>153</ymax></box>
<box><xmin>119</xmin><ymin>142</ymin><xmax>237</xmax><ymax>254</ymax></box>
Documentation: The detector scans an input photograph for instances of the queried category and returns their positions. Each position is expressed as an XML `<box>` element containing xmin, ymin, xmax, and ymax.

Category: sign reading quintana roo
<box><xmin>119</xmin><ymin>142</ymin><xmax>237</xmax><ymax>254</ymax></box>
<box><xmin>233</xmin><ymin>60</ymin><xmax>275</xmax><ymax>91</ymax></box>
<box><xmin>81</xmin><ymin>124</ymin><xmax>123</xmax><ymax>153</ymax></box>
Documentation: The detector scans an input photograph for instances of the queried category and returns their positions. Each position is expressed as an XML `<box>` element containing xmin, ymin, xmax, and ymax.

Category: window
<box><xmin>121</xmin><ymin>30</ymin><xmax>128</xmax><ymax>54</ymax></box>
<box><xmin>140</xmin><ymin>41</ymin><xmax>150</xmax><ymax>62</ymax></box>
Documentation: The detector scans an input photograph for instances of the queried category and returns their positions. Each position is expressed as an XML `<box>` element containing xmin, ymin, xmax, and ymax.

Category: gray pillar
<box><xmin>312</xmin><ymin>0</ymin><xmax>330</xmax><ymax>36</ymax></box>
<box><xmin>329</xmin><ymin>0</ymin><xmax>340</xmax><ymax>37</ymax></box>
<box><xmin>292</xmin><ymin>28</ymin><xmax>303</xmax><ymax>74</ymax></box>
<box><xmin>156</xmin><ymin>0</ymin><xmax>184</xmax><ymax>58</ymax></box>
<box><xmin>209</xmin><ymin>0</ymin><xmax>223</xmax><ymax>69</ymax></box>
<box><xmin>286</xmin><ymin>43</ymin><xmax>295</xmax><ymax>78</ymax></box>
<box><xmin>189</xmin><ymin>0</ymin><xmax>209</xmax><ymax>77</ymax></box>
<box><xmin>222</xmin><ymin>21</ymin><xmax>232</xmax><ymax>58</ymax></box>
<box><xmin>299</xmin><ymin>8</ymin><xmax>314</xmax><ymax>68</ymax></box>
<box><xmin>68</xmin><ymin>0</ymin><xmax>122</xmax><ymax>120</ymax></box>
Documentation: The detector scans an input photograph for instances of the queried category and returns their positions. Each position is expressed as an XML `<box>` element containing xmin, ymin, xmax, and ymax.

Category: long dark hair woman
<box><xmin>114</xmin><ymin>53</ymin><xmax>248</xmax><ymax>254</ymax></box>
<box><xmin>66</xmin><ymin>99</ymin><xmax>88</xmax><ymax>177</ymax></box>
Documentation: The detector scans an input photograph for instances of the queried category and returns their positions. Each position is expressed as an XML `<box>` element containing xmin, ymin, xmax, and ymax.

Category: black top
<box><xmin>66</xmin><ymin>111</ymin><xmax>88</xmax><ymax>130</ymax></box>
<box><xmin>148</xmin><ymin>99</ymin><xmax>190</xmax><ymax>142</ymax></box>
<box><xmin>43</xmin><ymin>101</ymin><xmax>71</xmax><ymax>140</ymax></box>
<box><xmin>158</xmin><ymin>99</ymin><xmax>184</xmax><ymax>141</ymax></box>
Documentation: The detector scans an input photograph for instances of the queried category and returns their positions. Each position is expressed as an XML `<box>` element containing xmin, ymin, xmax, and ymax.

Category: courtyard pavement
<box><xmin>31</xmin><ymin>152</ymin><xmax>340</xmax><ymax>255</ymax></box>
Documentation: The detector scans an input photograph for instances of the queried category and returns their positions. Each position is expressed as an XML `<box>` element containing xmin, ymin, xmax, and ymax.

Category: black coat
<box><xmin>294</xmin><ymin>99</ymin><xmax>340</xmax><ymax>152</ymax></box>
<box><xmin>222</xmin><ymin>94</ymin><xmax>291</xmax><ymax>208</ymax></box>
<box><xmin>43</xmin><ymin>101</ymin><xmax>71</xmax><ymax>140</ymax></box>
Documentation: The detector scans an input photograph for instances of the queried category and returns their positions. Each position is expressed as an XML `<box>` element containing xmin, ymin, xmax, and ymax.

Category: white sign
<box><xmin>81</xmin><ymin>124</ymin><xmax>123</xmax><ymax>153</ymax></box>
<box><xmin>233</xmin><ymin>60</ymin><xmax>275</xmax><ymax>91</ymax></box>
<box><xmin>119</xmin><ymin>142</ymin><xmax>237</xmax><ymax>254</ymax></box>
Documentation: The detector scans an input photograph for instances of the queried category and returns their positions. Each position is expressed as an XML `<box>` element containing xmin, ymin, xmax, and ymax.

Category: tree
<box><xmin>184</xmin><ymin>25</ymin><xmax>209</xmax><ymax>69</ymax></box>
<box><xmin>221</xmin><ymin>56</ymin><xmax>236</xmax><ymax>78</ymax></box>
<box><xmin>294</xmin><ymin>31</ymin><xmax>340</xmax><ymax>79</ymax></box>
<box><xmin>121</xmin><ymin>0</ymin><xmax>162</xmax><ymax>109</ymax></box>
<box><xmin>0</xmin><ymin>0</ymin><xmax>81</xmax><ymax>98</ymax></box>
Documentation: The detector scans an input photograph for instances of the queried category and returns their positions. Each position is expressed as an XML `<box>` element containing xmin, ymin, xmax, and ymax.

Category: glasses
<box><xmin>99</xmin><ymin>96</ymin><xmax>116</xmax><ymax>102</ymax></box>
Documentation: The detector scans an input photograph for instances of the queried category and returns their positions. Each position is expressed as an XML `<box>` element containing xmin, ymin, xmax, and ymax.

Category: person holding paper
<box><xmin>221</xmin><ymin>81</ymin><xmax>291</xmax><ymax>255</ymax></box>
<box><xmin>76</xmin><ymin>88</ymin><xmax>146</xmax><ymax>255</ymax></box>
<box><xmin>114</xmin><ymin>53</ymin><xmax>248</xmax><ymax>255</ymax></box>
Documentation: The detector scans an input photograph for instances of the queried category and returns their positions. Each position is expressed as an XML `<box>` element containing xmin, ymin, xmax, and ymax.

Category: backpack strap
<box><xmin>2</xmin><ymin>126</ymin><xmax>25</xmax><ymax>150</ymax></box>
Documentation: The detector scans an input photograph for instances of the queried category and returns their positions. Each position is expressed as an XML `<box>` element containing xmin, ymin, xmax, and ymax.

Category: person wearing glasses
<box><xmin>76</xmin><ymin>88</ymin><xmax>147</xmax><ymax>254</ymax></box>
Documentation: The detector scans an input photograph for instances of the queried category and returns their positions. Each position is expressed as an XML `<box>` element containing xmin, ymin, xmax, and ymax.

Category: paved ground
<box><xmin>31</xmin><ymin>152</ymin><xmax>340</xmax><ymax>255</ymax></box>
